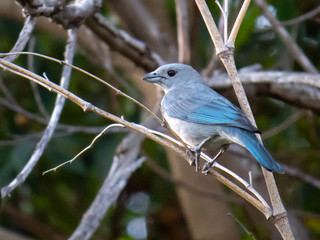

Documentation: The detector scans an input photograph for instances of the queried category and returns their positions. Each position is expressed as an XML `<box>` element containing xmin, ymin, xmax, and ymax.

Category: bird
<box><xmin>142</xmin><ymin>63</ymin><xmax>284</xmax><ymax>174</ymax></box>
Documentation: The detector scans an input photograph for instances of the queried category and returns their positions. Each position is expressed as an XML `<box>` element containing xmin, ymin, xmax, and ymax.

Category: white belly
<box><xmin>163</xmin><ymin>113</ymin><xmax>232</xmax><ymax>149</ymax></box>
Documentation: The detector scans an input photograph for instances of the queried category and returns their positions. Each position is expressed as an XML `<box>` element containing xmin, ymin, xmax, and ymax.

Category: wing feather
<box><xmin>162</xmin><ymin>88</ymin><xmax>259</xmax><ymax>132</ymax></box>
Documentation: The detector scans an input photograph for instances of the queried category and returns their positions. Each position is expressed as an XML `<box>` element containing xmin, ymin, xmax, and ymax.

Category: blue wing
<box><xmin>162</xmin><ymin>87</ymin><xmax>259</xmax><ymax>133</ymax></box>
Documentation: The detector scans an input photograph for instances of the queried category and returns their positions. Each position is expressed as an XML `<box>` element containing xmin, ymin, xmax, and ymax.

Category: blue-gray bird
<box><xmin>143</xmin><ymin>63</ymin><xmax>284</xmax><ymax>173</ymax></box>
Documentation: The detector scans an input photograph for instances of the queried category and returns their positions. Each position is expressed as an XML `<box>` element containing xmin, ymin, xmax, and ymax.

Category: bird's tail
<box><xmin>228</xmin><ymin>128</ymin><xmax>284</xmax><ymax>173</ymax></box>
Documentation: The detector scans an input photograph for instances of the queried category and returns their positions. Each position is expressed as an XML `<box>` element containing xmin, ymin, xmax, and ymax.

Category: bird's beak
<box><xmin>142</xmin><ymin>72</ymin><xmax>164</xmax><ymax>83</ymax></box>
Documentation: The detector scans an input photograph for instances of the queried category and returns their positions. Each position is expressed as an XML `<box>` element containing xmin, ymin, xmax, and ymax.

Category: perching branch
<box><xmin>194</xmin><ymin>0</ymin><xmax>294</xmax><ymax>238</ymax></box>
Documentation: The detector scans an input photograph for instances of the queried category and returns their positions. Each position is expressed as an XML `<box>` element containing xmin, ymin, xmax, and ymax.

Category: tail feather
<box><xmin>227</xmin><ymin>128</ymin><xmax>284</xmax><ymax>173</ymax></box>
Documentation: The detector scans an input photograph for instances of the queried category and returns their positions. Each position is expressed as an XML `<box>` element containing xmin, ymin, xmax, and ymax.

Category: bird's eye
<box><xmin>167</xmin><ymin>70</ymin><xmax>176</xmax><ymax>77</ymax></box>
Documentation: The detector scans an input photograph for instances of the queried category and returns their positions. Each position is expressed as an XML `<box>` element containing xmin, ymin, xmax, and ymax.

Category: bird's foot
<box><xmin>187</xmin><ymin>147</ymin><xmax>201</xmax><ymax>171</ymax></box>
<box><xmin>202</xmin><ymin>161</ymin><xmax>215</xmax><ymax>175</ymax></box>
<box><xmin>201</xmin><ymin>145</ymin><xmax>229</xmax><ymax>175</ymax></box>
<box><xmin>188</xmin><ymin>138</ymin><xmax>211</xmax><ymax>171</ymax></box>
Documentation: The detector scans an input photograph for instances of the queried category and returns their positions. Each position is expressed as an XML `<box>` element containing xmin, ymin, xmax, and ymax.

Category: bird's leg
<box><xmin>189</xmin><ymin>137</ymin><xmax>211</xmax><ymax>171</ymax></box>
<box><xmin>202</xmin><ymin>145</ymin><xmax>229</xmax><ymax>174</ymax></box>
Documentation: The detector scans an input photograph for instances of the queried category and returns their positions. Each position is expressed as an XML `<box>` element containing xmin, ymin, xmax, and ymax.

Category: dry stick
<box><xmin>227</xmin><ymin>0</ymin><xmax>251</xmax><ymax>47</ymax></box>
<box><xmin>223</xmin><ymin>0</ymin><xmax>229</xmax><ymax>42</ymax></box>
<box><xmin>0</xmin><ymin>59</ymin><xmax>271</xmax><ymax>219</ymax></box>
<box><xmin>254</xmin><ymin>0</ymin><xmax>317</xmax><ymax>74</ymax></box>
<box><xmin>1</xmin><ymin>28</ymin><xmax>78</xmax><ymax>198</ymax></box>
<box><xmin>42</xmin><ymin>123</ymin><xmax>125</xmax><ymax>175</ymax></box>
<box><xmin>194</xmin><ymin>0</ymin><xmax>294</xmax><ymax>239</ymax></box>
<box><xmin>228</xmin><ymin>212</ymin><xmax>257</xmax><ymax>240</ymax></box>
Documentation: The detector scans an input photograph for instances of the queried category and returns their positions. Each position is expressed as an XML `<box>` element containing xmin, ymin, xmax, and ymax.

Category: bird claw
<box><xmin>202</xmin><ymin>145</ymin><xmax>229</xmax><ymax>175</ymax></box>
<box><xmin>188</xmin><ymin>137</ymin><xmax>211</xmax><ymax>172</ymax></box>
<box><xmin>186</xmin><ymin>149</ymin><xmax>195</xmax><ymax>165</ymax></box>
<box><xmin>202</xmin><ymin>161</ymin><xmax>214</xmax><ymax>175</ymax></box>
<box><xmin>186</xmin><ymin>147</ymin><xmax>200</xmax><ymax>171</ymax></box>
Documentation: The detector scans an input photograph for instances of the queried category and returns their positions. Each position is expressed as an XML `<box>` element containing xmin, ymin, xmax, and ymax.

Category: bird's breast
<box><xmin>163</xmin><ymin>113</ymin><xmax>231</xmax><ymax>149</ymax></box>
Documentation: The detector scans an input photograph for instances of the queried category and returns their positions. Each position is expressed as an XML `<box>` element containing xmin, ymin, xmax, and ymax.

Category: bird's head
<box><xmin>143</xmin><ymin>63</ymin><xmax>203</xmax><ymax>93</ymax></box>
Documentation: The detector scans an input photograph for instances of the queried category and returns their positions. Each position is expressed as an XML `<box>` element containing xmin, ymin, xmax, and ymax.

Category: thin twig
<box><xmin>42</xmin><ymin>123</ymin><xmax>125</xmax><ymax>175</ymax></box>
<box><xmin>227</xmin><ymin>0</ymin><xmax>251</xmax><ymax>47</ymax></box>
<box><xmin>215</xmin><ymin>0</ymin><xmax>224</xmax><ymax>17</ymax></box>
<box><xmin>228</xmin><ymin>212</ymin><xmax>257</xmax><ymax>240</ymax></box>
<box><xmin>223</xmin><ymin>0</ymin><xmax>229</xmax><ymax>43</ymax></box>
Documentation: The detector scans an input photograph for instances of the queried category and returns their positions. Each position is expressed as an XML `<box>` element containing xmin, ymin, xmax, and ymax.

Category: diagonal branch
<box><xmin>194</xmin><ymin>0</ymin><xmax>294</xmax><ymax>238</ymax></box>
<box><xmin>227</xmin><ymin>0</ymin><xmax>251</xmax><ymax>47</ymax></box>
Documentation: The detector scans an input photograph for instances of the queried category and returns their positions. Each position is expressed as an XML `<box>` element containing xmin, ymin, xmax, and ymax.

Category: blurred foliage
<box><xmin>0</xmin><ymin>0</ymin><xmax>320</xmax><ymax>239</ymax></box>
